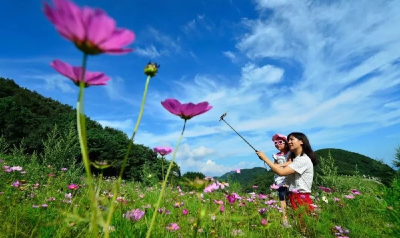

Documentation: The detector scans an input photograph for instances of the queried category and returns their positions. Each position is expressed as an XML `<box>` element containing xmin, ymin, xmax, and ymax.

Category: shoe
<box><xmin>282</xmin><ymin>220</ymin><xmax>292</xmax><ymax>228</ymax></box>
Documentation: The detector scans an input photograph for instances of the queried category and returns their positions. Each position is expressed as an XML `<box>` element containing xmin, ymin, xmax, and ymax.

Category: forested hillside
<box><xmin>0</xmin><ymin>77</ymin><xmax>180</xmax><ymax>181</ymax></box>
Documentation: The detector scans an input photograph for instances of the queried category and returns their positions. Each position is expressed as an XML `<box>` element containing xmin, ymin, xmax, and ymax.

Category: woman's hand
<box><xmin>256</xmin><ymin>151</ymin><xmax>266</xmax><ymax>161</ymax></box>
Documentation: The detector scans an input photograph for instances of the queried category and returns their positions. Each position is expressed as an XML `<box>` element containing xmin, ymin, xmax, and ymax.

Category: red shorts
<box><xmin>287</xmin><ymin>192</ymin><xmax>315</xmax><ymax>212</ymax></box>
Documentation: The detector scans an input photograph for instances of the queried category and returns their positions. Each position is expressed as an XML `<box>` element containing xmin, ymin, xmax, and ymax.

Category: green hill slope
<box><xmin>0</xmin><ymin>77</ymin><xmax>179</xmax><ymax>181</ymax></box>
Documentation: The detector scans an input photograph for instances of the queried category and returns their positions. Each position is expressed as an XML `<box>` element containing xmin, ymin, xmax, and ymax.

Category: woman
<box><xmin>256</xmin><ymin>132</ymin><xmax>317</xmax><ymax>234</ymax></box>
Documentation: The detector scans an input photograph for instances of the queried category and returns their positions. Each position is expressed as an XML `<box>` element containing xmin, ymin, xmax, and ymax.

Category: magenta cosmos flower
<box><xmin>161</xmin><ymin>99</ymin><xmax>212</xmax><ymax>120</ymax></box>
<box><xmin>153</xmin><ymin>147</ymin><xmax>172</xmax><ymax>156</ymax></box>
<box><xmin>43</xmin><ymin>0</ymin><xmax>135</xmax><ymax>55</ymax></box>
<box><xmin>51</xmin><ymin>60</ymin><xmax>110</xmax><ymax>87</ymax></box>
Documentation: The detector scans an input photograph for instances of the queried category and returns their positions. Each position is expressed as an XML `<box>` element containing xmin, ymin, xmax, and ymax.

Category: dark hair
<box><xmin>282</xmin><ymin>141</ymin><xmax>290</xmax><ymax>154</ymax></box>
<box><xmin>287</xmin><ymin>132</ymin><xmax>317</xmax><ymax>166</ymax></box>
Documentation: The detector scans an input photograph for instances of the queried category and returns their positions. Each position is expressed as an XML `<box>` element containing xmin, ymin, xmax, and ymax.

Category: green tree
<box><xmin>393</xmin><ymin>145</ymin><xmax>400</xmax><ymax>170</ymax></box>
<box><xmin>182</xmin><ymin>171</ymin><xmax>206</xmax><ymax>181</ymax></box>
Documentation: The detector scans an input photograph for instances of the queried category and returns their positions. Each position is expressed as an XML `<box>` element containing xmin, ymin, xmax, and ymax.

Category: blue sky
<box><xmin>0</xmin><ymin>0</ymin><xmax>399</xmax><ymax>176</ymax></box>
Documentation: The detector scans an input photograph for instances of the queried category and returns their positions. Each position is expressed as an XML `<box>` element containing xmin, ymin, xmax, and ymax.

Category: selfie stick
<box><xmin>219</xmin><ymin>111</ymin><xmax>258</xmax><ymax>152</ymax></box>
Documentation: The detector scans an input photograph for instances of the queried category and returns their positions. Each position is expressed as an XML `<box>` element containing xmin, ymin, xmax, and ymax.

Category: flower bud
<box><xmin>144</xmin><ymin>61</ymin><xmax>160</xmax><ymax>77</ymax></box>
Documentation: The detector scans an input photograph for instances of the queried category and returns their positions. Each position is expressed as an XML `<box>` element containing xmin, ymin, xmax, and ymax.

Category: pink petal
<box><xmin>181</xmin><ymin>103</ymin><xmax>198</xmax><ymax>117</ymax></box>
<box><xmin>99</xmin><ymin>28</ymin><xmax>135</xmax><ymax>51</ymax></box>
<box><xmin>85</xmin><ymin>71</ymin><xmax>110</xmax><ymax>85</ymax></box>
<box><xmin>50</xmin><ymin>60</ymin><xmax>79</xmax><ymax>83</ymax></box>
<box><xmin>43</xmin><ymin>0</ymin><xmax>86</xmax><ymax>42</ymax></box>
<box><xmin>86</xmin><ymin>9</ymin><xmax>116</xmax><ymax>45</ymax></box>
<box><xmin>192</xmin><ymin>102</ymin><xmax>212</xmax><ymax>116</ymax></box>
<box><xmin>161</xmin><ymin>99</ymin><xmax>183</xmax><ymax>116</ymax></box>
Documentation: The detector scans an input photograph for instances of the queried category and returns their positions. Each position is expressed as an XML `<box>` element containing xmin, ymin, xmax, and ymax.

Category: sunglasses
<box><xmin>274</xmin><ymin>140</ymin><xmax>285</xmax><ymax>145</ymax></box>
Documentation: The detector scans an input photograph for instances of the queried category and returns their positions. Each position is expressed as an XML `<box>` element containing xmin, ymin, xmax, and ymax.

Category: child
<box><xmin>271</xmin><ymin>133</ymin><xmax>292</xmax><ymax>226</ymax></box>
<box><xmin>256</xmin><ymin>132</ymin><xmax>317</xmax><ymax>234</ymax></box>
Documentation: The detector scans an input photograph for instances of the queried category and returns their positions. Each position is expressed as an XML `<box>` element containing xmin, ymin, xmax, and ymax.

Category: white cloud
<box><xmin>176</xmin><ymin>143</ymin><xmax>216</xmax><ymax>160</ymax></box>
<box><xmin>28</xmin><ymin>74</ymin><xmax>75</xmax><ymax>93</ymax></box>
<box><xmin>223</xmin><ymin>51</ymin><xmax>236</xmax><ymax>61</ymax></box>
<box><xmin>182</xmin><ymin>14</ymin><xmax>215</xmax><ymax>34</ymax></box>
<box><xmin>131</xmin><ymin>0</ymin><xmax>400</xmax><ymax>174</ymax></box>
<box><xmin>180</xmin><ymin>158</ymin><xmax>259</xmax><ymax>177</ymax></box>
<box><xmin>103</xmin><ymin>76</ymin><xmax>140</xmax><ymax>106</ymax></box>
<box><xmin>240</xmin><ymin>63</ymin><xmax>284</xmax><ymax>87</ymax></box>
<box><xmin>135</xmin><ymin>45</ymin><xmax>167</xmax><ymax>58</ymax></box>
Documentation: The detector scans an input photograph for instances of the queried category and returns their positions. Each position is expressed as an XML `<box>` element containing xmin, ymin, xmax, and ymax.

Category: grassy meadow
<box><xmin>0</xmin><ymin>147</ymin><xmax>399</xmax><ymax>238</ymax></box>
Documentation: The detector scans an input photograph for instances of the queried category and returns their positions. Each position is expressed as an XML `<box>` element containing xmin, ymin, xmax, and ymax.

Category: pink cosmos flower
<box><xmin>318</xmin><ymin>186</ymin><xmax>332</xmax><ymax>193</ymax></box>
<box><xmin>153</xmin><ymin>147</ymin><xmax>173</xmax><ymax>156</ymax></box>
<box><xmin>182</xmin><ymin>209</ymin><xmax>188</xmax><ymax>215</ymax></box>
<box><xmin>161</xmin><ymin>99</ymin><xmax>212</xmax><ymax>120</ymax></box>
<box><xmin>270</xmin><ymin>184</ymin><xmax>279</xmax><ymax>190</ymax></box>
<box><xmin>123</xmin><ymin>209</ymin><xmax>145</xmax><ymax>221</ymax></box>
<box><xmin>350</xmin><ymin>189</ymin><xmax>362</xmax><ymax>195</ymax></box>
<box><xmin>226</xmin><ymin>194</ymin><xmax>236</xmax><ymax>204</ymax></box>
<box><xmin>204</xmin><ymin>183</ymin><xmax>219</xmax><ymax>193</ymax></box>
<box><xmin>259</xmin><ymin>194</ymin><xmax>267</xmax><ymax>199</ymax></box>
<box><xmin>166</xmin><ymin>223</ymin><xmax>179</xmax><ymax>231</ymax></box>
<box><xmin>261</xmin><ymin>218</ymin><xmax>268</xmax><ymax>226</ymax></box>
<box><xmin>50</xmin><ymin>60</ymin><xmax>110</xmax><ymax>87</ymax></box>
<box><xmin>68</xmin><ymin>184</ymin><xmax>79</xmax><ymax>190</ymax></box>
<box><xmin>235</xmin><ymin>169</ymin><xmax>241</xmax><ymax>173</ymax></box>
<box><xmin>43</xmin><ymin>0</ymin><xmax>135</xmax><ymax>55</ymax></box>
<box><xmin>345</xmin><ymin>194</ymin><xmax>354</xmax><ymax>199</ymax></box>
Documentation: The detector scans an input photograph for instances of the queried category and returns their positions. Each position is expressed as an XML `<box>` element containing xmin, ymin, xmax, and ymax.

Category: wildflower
<box><xmin>235</xmin><ymin>169</ymin><xmax>241</xmax><ymax>173</ymax></box>
<box><xmin>217</xmin><ymin>181</ymin><xmax>229</xmax><ymax>189</ymax></box>
<box><xmin>161</xmin><ymin>99</ymin><xmax>212</xmax><ymax>120</ymax></box>
<box><xmin>144</xmin><ymin>61</ymin><xmax>160</xmax><ymax>77</ymax></box>
<box><xmin>10</xmin><ymin>166</ymin><xmax>23</xmax><ymax>171</ymax></box>
<box><xmin>220</xmin><ymin>206</ymin><xmax>225</xmax><ymax>212</ymax></box>
<box><xmin>32</xmin><ymin>205</ymin><xmax>39</xmax><ymax>208</ymax></box>
<box><xmin>226</xmin><ymin>194</ymin><xmax>236</xmax><ymax>204</ymax></box>
<box><xmin>182</xmin><ymin>209</ymin><xmax>188</xmax><ymax>215</ymax></box>
<box><xmin>333</xmin><ymin>197</ymin><xmax>341</xmax><ymax>202</ymax></box>
<box><xmin>213</xmin><ymin>200</ymin><xmax>224</xmax><ymax>205</ymax></box>
<box><xmin>261</xmin><ymin>219</ymin><xmax>268</xmax><ymax>226</ymax></box>
<box><xmin>61</xmin><ymin>168</ymin><xmax>67</xmax><ymax>171</ymax></box>
<box><xmin>43</xmin><ymin>0</ymin><xmax>135</xmax><ymax>55</ymax></box>
<box><xmin>322</xmin><ymin>196</ymin><xmax>328</xmax><ymax>203</ymax></box>
<box><xmin>41</xmin><ymin>204</ymin><xmax>48</xmax><ymax>208</ymax></box>
<box><xmin>123</xmin><ymin>209</ymin><xmax>145</xmax><ymax>221</ymax></box>
<box><xmin>253</xmin><ymin>185</ymin><xmax>258</xmax><ymax>189</ymax></box>
<box><xmin>50</xmin><ymin>60</ymin><xmax>110</xmax><ymax>87</ymax></box>
<box><xmin>21</xmin><ymin>171</ymin><xmax>27</xmax><ymax>174</ymax></box>
<box><xmin>12</xmin><ymin>181</ymin><xmax>19</xmax><ymax>188</ymax></box>
<box><xmin>259</xmin><ymin>194</ymin><xmax>267</xmax><ymax>199</ymax></box>
<box><xmin>166</xmin><ymin>223</ymin><xmax>179</xmax><ymax>231</ymax></box>
<box><xmin>68</xmin><ymin>184</ymin><xmax>79</xmax><ymax>190</ymax></box>
<box><xmin>345</xmin><ymin>195</ymin><xmax>354</xmax><ymax>199</ymax></box>
<box><xmin>318</xmin><ymin>186</ymin><xmax>332</xmax><ymax>193</ymax></box>
<box><xmin>270</xmin><ymin>184</ymin><xmax>279</xmax><ymax>190</ymax></box>
<box><xmin>153</xmin><ymin>146</ymin><xmax>172</xmax><ymax>156</ymax></box>
<box><xmin>204</xmin><ymin>183</ymin><xmax>219</xmax><ymax>193</ymax></box>
<box><xmin>350</xmin><ymin>189</ymin><xmax>362</xmax><ymax>195</ymax></box>
<box><xmin>258</xmin><ymin>208</ymin><xmax>268</xmax><ymax>215</ymax></box>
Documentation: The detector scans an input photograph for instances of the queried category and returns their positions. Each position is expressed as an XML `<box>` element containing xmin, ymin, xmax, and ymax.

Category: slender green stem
<box><xmin>192</xmin><ymin>192</ymin><xmax>203</xmax><ymax>238</ymax></box>
<box><xmin>146</xmin><ymin>120</ymin><xmax>187</xmax><ymax>238</ymax></box>
<box><xmin>104</xmin><ymin>75</ymin><xmax>152</xmax><ymax>238</ymax></box>
<box><xmin>161</xmin><ymin>156</ymin><xmax>164</xmax><ymax>181</ymax></box>
<box><xmin>76</xmin><ymin>53</ymin><xmax>98</xmax><ymax>237</ymax></box>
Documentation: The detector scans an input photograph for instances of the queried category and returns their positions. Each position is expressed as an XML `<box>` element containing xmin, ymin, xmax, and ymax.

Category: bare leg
<box><xmin>281</xmin><ymin>200</ymin><xmax>287</xmax><ymax>222</ymax></box>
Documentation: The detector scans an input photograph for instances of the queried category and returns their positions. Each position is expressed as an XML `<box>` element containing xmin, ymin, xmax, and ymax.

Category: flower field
<box><xmin>0</xmin><ymin>152</ymin><xmax>399</xmax><ymax>238</ymax></box>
